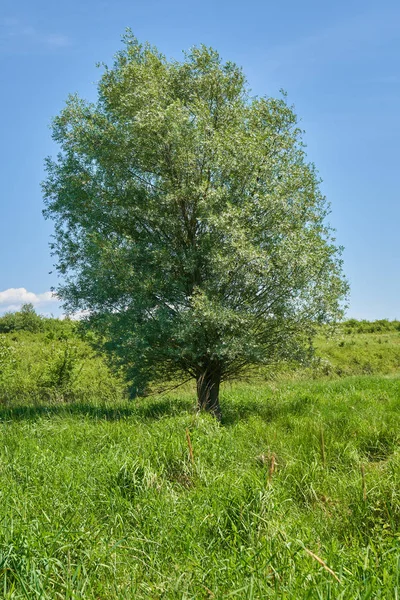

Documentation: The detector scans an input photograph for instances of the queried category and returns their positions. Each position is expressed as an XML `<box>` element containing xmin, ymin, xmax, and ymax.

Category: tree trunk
<box><xmin>196</xmin><ymin>364</ymin><xmax>222</xmax><ymax>421</ymax></box>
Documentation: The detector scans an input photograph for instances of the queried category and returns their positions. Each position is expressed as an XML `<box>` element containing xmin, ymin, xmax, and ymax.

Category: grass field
<box><xmin>0</xmin><ymin>318</ymin><xmax>399</xmax><ymax>598</ymax></box>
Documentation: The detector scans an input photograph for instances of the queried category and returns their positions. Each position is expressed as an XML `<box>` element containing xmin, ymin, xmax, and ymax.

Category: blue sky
<box><xmin>1</xmin><ymin>0</ymin><xmax>399</xmax><ymax>319</ymax></box>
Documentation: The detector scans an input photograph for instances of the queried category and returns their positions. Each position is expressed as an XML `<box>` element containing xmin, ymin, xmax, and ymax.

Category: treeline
<box><xmin>0</xmin><ymin>304</ymin><xmax>400</xmax><ymax>337</ymax></box>
<box><xmin>1</xmin><ymin>305</ymin><xmax>398</xmax><ymax>336</ymax></box>
<box><xmin>342</xmin><ymin>319</ymin><xmax>400</xmax><ymax>334</ymax></box>
<box><xmin>0</xmin><ymin>303</ymin><xmax>75</xmax><ymax>338</ymax></box>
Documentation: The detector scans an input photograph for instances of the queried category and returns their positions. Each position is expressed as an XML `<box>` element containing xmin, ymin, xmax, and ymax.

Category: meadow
<box><xmin>0</xmin><ymin>310</ymin><xmax>399</xmax><ymax>598</ymax></box>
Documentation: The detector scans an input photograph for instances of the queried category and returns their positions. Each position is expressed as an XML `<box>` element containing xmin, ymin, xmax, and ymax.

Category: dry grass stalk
<box><xmin>186</xmin><ymin>428</ymin><xmax>194</xmax><ymax>465</ymax></box>
<box><xmin>201</xmin><ymin>584</ymin><xmax>215</xmax><ymax>598</ymax></box>
<box><xmin>303</xmin><ymin>547</ymin><xmax>341</xmax><ymax>583</ymax></box>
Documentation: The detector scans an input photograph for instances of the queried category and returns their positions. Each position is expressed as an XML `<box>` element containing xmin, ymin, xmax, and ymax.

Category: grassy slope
<box><xmin>315</xmin><ymin>329</ymin><xmax>400</xmax><ymax>377</ymax></box>
<box><xmin>0</xmin><ymin>323</ymin><xmax>399</xmax><ymax>598</ymax></box>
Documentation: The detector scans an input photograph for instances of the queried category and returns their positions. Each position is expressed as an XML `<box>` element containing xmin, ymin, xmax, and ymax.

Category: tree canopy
<box><xmin>43</xmin><ymin>33</ymin><xmax>348</xmax><ymax>418</ymax></box>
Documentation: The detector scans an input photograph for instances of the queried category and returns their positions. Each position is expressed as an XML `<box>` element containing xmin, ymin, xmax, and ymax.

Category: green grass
<box><xmin>0</xmin><ymin>318</ymin><xmax>399</xmax><ymax>597</ymax></box>
<box><xmin>0</xmin><ymin>374</ymin><xmax>399</xmax><ymax>598</ymax></box>
<box><xmin>315</xmin><ymin>329</ymin><xmax>400</xmax><ymax>377</ymax></box>
<box><xmin>0</xmin><ymin>328</ymin><xmax>126</xmax><ymax>404</ymax></box>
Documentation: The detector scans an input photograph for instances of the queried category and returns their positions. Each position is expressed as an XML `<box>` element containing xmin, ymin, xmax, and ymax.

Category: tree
<box><xmin>0</xmin><ymin>304</ymin><xmax>43</xmax><ymax>333</ymax></box>
<box><xmin>43</xmin><ymin>33</ymin><xmax>348</xmax><ymax>419</ymax></box>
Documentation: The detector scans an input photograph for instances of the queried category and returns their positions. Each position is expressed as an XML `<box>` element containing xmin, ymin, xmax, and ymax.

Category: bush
<box><xmin>0</xmin><ymin>335</ymin><xmax>16</xmax><ymax>379</ymax></box>
<box><xmin>40</xmin><ymin>341</ymin><xmax>82</xmax><ymax>395</ymax></box>
<box><xmin>342</xmin><ymin>319</ymin><xmax>400</xmax><ymax>335</ymax></box>
<box><xmin>0</xmin><ymin>304</ymin><xmax>43</xmax><ymax>333</ymax></box>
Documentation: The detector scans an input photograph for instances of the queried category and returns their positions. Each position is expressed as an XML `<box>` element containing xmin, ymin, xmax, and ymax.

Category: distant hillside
<box><xmin>315</xmin><ymin>320</ymin><xmax>400</xmax><ymax>377</ymax></box>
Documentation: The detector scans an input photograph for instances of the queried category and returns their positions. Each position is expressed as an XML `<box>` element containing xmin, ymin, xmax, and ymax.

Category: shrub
<box><xmin>0</xmin><ymin>304</ymin><xmax>43</xmax><ymax>333</ymax></box>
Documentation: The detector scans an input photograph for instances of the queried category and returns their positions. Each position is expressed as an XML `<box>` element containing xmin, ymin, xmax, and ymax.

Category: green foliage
<box><xmin>0</xmin><ymin>335</ymin><xmax>16</xmax><ymax>382</ymax></box>
<box><xmin>0</xmin><ymin>303</ymin><xmax>44</xmax><ymax>333</ymax></box>
<box><xmin>40</xmin><ymin>340</ymin><xmax>82</xmax><ymax>395</ymax></box>
<box><xmin>343</xmin><ymin>318</ymin><xmax>400</xmax><ymax>334</ymax></box>
<box><xmin>43</xmin><ymin>33</ymin><xmax>348</xmax><ymax>402</ymax></box>
<box><xmin>0</xmin><ymin>304</ymin><xmax>80</xmax><ymax>339</ymax></box>
<box><xmin>0</xmin><ymin>317</ymin><xmax>127</xmax><ymax>404</ymax></box>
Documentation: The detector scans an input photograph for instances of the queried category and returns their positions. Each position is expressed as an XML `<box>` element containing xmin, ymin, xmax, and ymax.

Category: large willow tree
<box><xmin>43</xmin><ymin>33</ymin><xmax>348</xmax><ymax>419</ymax></box>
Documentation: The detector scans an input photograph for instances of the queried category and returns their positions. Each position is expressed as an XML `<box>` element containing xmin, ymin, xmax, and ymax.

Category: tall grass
<box><xmin>0</xmin><ymin>375</ymin><xmax>399</xmax><ymax>598</ymax></box>
<box><xmin>0</xmin><ymin>314</ymin><xmax>399</xmax><ymax>597</ymax></box>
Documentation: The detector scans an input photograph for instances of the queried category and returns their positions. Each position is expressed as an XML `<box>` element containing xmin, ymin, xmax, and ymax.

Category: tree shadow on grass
<box><xmin>0</xmin><ymin>393</ymin><xmax>313</xmax><ymax>426</ymax></box>
<box><xmin>0</xmin><ymin>396</ymin><xmax>194</xmax><ymax>423</ymax></box>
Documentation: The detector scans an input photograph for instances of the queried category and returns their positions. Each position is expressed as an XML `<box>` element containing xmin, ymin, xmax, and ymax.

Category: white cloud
<box><xmin>0</xmin><ymin>288</ymin><xmax>60</xmax><ymax>315</ymax></box>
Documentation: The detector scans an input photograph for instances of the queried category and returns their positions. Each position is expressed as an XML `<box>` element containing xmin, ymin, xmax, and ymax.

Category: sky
<box><xmin>0</xmin><ymin>0</ymin><xmax>399</xmax><ymax>319</ymax></box>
